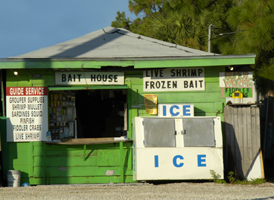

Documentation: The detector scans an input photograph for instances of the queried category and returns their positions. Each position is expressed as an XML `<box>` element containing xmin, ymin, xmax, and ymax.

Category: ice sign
<box><xmin>158</xmin><ymin>104</ymin><xmax>194</xmax><ymax>117</ymax></box>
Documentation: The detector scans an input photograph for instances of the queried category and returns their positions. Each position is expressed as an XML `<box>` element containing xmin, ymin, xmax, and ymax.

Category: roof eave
<box><xmin>0</xmin><ymin>54</ymin><xmax>256</xmax><ymax>69</ymax></box>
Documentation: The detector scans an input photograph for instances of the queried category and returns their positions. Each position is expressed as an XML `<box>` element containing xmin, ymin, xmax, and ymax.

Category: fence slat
<box><xmin>242</xmin><ymin>107</ymin><xmax>248</xmax><ymax>176</ymax></box>
<box><xmin>246</xmin><ymin>107</ymin><xmax>252</xmax><ymax>174</ymax></box>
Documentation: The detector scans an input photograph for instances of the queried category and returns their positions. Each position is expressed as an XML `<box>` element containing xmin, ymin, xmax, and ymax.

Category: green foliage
<box><xmin>111</xmin><ymin>11</ymin><xmax>131</xmax><ymax>29</ymax></box>
<box><xmin>112</xmin><ymin>0</ymin><xmax>233</xmax><ymax>51</ymax></box>
<box><xmin>227</xmin><ymin>171</ymin><xmax>236</xmax><ymax>184</ymax></box>
<box><xmin>210</xmin><ymin>170</ymin><xmax>227</xmax><ymax>184</ymax></box>
<box><xmin>128</xmin><ymin>0</ymin><xmax>165</xmax><ymax>15</ymax></box>
<box><xmin>222</xmin><ymin>0</ymin><xmax>274</xmax><ymax>94</ymax></box>
<box><xmin>210</xmin><ymin>170</ymin><xmax>266</xmax><ymax>185</ymax></box>
<box><xmin>111</xmin><ymin>0</ymin><xmax>274</xmax><ymax>93</ymax></box>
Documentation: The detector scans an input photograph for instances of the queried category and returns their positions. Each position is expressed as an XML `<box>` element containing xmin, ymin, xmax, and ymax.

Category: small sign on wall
<box><xmin>6</xmin><ymin>87</ymin><xmax>48</xmax><ymax>142</ymax></box>
<box><xmin>219</xmin><ymin>71</ymin><xmax>256</xmax><ymax>104</ymax></box>
<box><xmin>158</xmin><ymin>104</ymin><xmax>194</xmax><ymax>117</ymax></box>
<box><xmin>143</xmin><ymin>68</ymin><xmax>205</xmax><ymax>92</ymax></box>
<box><xmin>144</xmin><ymin>94</ymin><xmax>158</xmax><ymax>115</ymax></box>
<box><xmin>55</xmin><ymin>72</ymin><xmax>124</xmax><ymax>85</ymax></box>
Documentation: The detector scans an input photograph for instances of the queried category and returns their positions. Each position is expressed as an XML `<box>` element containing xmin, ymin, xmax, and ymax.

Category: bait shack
<box><xmin>0</xmin><ymin>27</ymin><xmax>256</xmax><ymax>185</ymax></box>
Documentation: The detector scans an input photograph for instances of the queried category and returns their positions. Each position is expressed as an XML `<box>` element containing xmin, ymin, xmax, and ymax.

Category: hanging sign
<box><xmin>6</xmin><ymin>87</ymin><xmax>48</xmax><ymax>142</ymax></box>
<box><xmin>55</xmin><ymin>72</ymin><xmax>124</xmax><ymax>85</ymax></box>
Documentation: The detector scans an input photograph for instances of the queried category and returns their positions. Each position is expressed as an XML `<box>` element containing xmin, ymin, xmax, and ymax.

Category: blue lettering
<box><xmin>183</xmin><ymin>105</ymin><xmax>191</xmax><ymax>116</ymax></box>
<box><xmin>163</xmin><ymin>106</ymin><xmax>166</xmax><ymax>116</ymax></box>
<box><xmin>170</xmin><ymin>105</ymin><xmax>180</xmax><ymax>116</ymax></box>
<box><xmin>198</xmin><ymin>155</ymin><xmax>206</xmax><ymax>167</ymax></box>
<box><xmin>173</xmin><ymin>155</ymin><xmax>184</xmax><ymax>167</ymax></box>
<box><xmin>155</xmin><ymin>155</ymin><xmax>159</xmax><ymax>167</ymax></box>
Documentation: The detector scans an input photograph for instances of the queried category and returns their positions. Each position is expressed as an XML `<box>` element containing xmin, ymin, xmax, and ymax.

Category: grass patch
<box><xmin>210</xmin><ymin>170</ymin><xmax>266</xmax><ymax>185</ymax></box>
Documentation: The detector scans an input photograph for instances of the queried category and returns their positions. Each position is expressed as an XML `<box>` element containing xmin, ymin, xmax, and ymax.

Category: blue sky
<box><xmin>0</xmin><ymin>0</ymin><xmax>136</xmax><ymax>58</ymax></box>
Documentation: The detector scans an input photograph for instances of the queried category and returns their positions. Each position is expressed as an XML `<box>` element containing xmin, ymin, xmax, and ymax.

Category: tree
<box><xmin>111</xmin><ymin>0</ymin><xmax>274</xmax><ymax>93</ymax></box>
<box><xmin>111</xmin><ymin>11</ymin><xmax>131</xmax><ymax>30</ymax></box>
<box><xmin>222</xmin><ymin>0</ymin><xmax>274</xmax><ymax>94</ymax></box>
<box><xmin>148</xmin><ymin>0</ymin><xmax>233</xmax><ymax>51</ymax></box>
<box><xmin>112</xmin><ymin>0</ymin><xmax>233</xmax><ymax>52</ymax></box>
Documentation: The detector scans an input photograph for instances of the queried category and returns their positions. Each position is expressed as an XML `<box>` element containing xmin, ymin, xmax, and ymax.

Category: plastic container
<box><xmin>7</xmin><ymin>170</ymin><xmax>20</xmax><ymax>187</ymax></box>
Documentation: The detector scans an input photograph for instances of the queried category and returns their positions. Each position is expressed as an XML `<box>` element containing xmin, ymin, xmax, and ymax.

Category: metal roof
<box><xmin>12</xmin><ymin>27</ymin><xmax>217</xmax><ymax>59</ymax></box>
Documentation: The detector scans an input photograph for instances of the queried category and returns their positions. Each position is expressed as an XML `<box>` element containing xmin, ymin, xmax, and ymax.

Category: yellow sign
<box><xmin>144</xmin><ymin>94</ymin><xmax>158</xmax><ymax>115</ymax></box>
<box><xmin>232</xmin><ymin>91</ymin><xmax>243</xmax><ymax>99</ymax></box>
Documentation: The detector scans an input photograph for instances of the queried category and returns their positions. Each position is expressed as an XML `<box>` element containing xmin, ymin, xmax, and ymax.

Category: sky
<box><xmin>0</xmin><ymin>0</ymin><xmax>137</xmax><ymax>58</ymax></box>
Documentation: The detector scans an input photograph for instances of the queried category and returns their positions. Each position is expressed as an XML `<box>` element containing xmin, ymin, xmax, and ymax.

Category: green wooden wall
<box><xmin>1</xmin><ymin>65</ymin><xmax>226</xmax><ymax>185</ymax></box>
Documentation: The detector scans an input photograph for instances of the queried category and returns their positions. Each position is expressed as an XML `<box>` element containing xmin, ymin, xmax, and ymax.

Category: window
<box><xmin>49</xmin><ymin>89</ymin><xmax>127</xmax><ymax>140</ymax></box>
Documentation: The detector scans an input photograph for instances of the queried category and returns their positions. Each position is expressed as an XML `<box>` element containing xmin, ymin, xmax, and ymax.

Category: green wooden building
<box><xmin>0</xmin><ymin>27</ymin><xmax>255</xmax><ymax>185</ymax></box>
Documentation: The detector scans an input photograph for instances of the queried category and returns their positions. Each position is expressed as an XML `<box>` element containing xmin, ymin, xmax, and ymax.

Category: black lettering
<box><xmin>73</xmin><ymin>74</ymin><xmax>76</xmax><ymax>81</ymax></box>
<box><xmin>191</xmin><ymin>69</ymin><xmax>197</xmax><ymax>76</ymax></box>
<box><xmin>150</xmin><ymin>82</ymin><xmax>155</xmax><ymax>89</ymax></box>
<box><xmin>155</xmin><ymin>70</ymin><xmax>159</xmax><ymax>77</ymax></box>
<box><xmin>62</xmin><ymin>74</ymin><xmax>66</xmax><ymax>82</ymax></box>
<box><xmin>184</xmin><ymin>81</ymin><xmax>188</xmax><ymax>88</ymax></box>
<box><xmin>199</xmin><ymin>80</ymin><xmax>203</xmax><ymax>88</ymax></box>
<box><xmin>68</xmin><ymin>74</ymin><xmax>72</xmax><ymax>82</ymax></box>
<box><xmin>189</xmin><ymin>81</ymin><xmax>194</xmax><ymax>88</ymax></box>
<box><xmin>156</xmin><ymin>81</ymin><xmax>161</xmax><ymax>88</ymax></box>
<box><xmin>161</xmin><ymin>81</ymin><xmax>166</xmax><ymax>89</ymax></box>
<box><xmin>188</xmin><ymin>69</ymin><xmax>190</xmax><ymax>76</ymax></box>
<box><xmin>167</xmin><ymin>81</ymin><xmax>171</xmax><ymax>88</ymax></box>
<box><xmin>173</xmin><ymin>81</ymin><xmax>177</xmax><ymax>88</ymax></box>
<box><xmin>102</xmin><ymin>75</ymin><xmax>107</xmax><ymax>82</ymax></box>
<box><xmin>91</xmin><ymin>74</ymin><xmax>96</xmax><ymax>81</ymax></box>
<box><xmin>176</xmin><ymin>69</ymin><xmax>181</xmax><ymax>77</ymax></box>
<box><xmin>146</xmin><ymin>71</ymin><xmax>150</xmax><ymax>77</ymax></box>
<box><xmin>198</xmin><ymin>69</ymin><xmax>203</xmax><ymax>76</ymax></box>
<box><xmin>114</xmin><ymin>75</ymin><xmax>118</xmax><ymax>82</ymax></box>
<box><xmin>183</xmin><ymin>69</ymin><xmax>187</xmax><ymax>77</ymax></box>
<box><xmin>77</xmin><ymin>74</ymin><xmax>81</xmax><ymax>81</ymax></box>
<box><xmin>160</xmin><ymin>70</ymin><xmax>163</xmax><ymax>77</ymax></box>
<box><xmin>171</xmin><ymin>69</ymin><xmax>175</xmax><ymax>77</ymax></box>
<box><xmin>245</xmin><ymin>88</ymin><xmax>249</xmax><ymax>97</ymax></box>
<box><xmin>97</xmin><ymin>75</ymin><xmax>102</xmax><ymax>81</ymax></box>
<box><xmin>108</xmin><ymin>75</ymin><xmax>113</xmax><ymax>82</ymax></box>
<box><xmin>145</xmin><ymin>81</ymin><xmax>149</xmax><ymax>89</ymax></box>
<box><xmin>195</xmin><ymin>80</ymin><xmax>197</xmax><ymax>88</ymax></box>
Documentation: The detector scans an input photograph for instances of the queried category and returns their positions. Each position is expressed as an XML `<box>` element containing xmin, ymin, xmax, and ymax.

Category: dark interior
<box><xmin>76</xmin><ymin>89</ymin><xmax>127</xmax><ymax>138</ymax></box>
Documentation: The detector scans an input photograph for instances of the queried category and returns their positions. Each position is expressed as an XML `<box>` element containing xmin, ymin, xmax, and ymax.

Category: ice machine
<box><xmin>132</xmin><ymin>117</ymin><xmax>223</xmax><ymax>181</ymax></box>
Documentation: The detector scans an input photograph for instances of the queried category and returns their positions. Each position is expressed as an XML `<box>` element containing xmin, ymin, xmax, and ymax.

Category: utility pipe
<box><xmin>208</xmin><ymin>24</ymin><xmax>214</xmax><ymax>52</ymax></box>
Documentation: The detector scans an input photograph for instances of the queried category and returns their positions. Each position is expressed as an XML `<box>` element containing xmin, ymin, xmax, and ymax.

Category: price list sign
<box><xmin>6</xmin><ymin>87</ymin><xmax>48</xmax><ymax>142</ymax></box>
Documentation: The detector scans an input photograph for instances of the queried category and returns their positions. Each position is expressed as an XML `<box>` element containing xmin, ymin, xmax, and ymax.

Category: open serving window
<box><xmin>49</xmin><ymin>89</ymin><xmax>128</xmax><ymax>142</ymax></box>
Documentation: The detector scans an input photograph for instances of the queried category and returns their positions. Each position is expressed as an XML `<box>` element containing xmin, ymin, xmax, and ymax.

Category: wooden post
<box><xmin>120</xmin><ymin>142</ymin><xmax>124</xmax><ymax>183</ymax></box>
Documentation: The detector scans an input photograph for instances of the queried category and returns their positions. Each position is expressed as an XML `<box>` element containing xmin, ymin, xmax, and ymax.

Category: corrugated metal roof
<box><xmin>12</xmin><ymin>27</ymin><xmax>217</xmax><ymax>59</ymax></box>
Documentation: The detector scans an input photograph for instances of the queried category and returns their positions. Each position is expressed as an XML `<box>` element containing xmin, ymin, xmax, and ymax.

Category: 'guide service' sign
<box><xmin>6</xmin><ymin>87</ymin><xmax>48</xmax><ymax>142</ymax></box>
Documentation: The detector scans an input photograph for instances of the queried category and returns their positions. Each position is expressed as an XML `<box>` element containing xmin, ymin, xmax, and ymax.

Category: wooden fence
<box><xmin>224</xmin><ymin>105</ymin><xmax>261</xmax><ymax>177</ymax></box>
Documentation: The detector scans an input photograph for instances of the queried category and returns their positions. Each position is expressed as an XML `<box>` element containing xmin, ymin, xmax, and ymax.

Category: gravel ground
<box><xmin>1</xmin><ymin>182</ymin><xmax>274</xmax><ymax>200</ymax></box>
